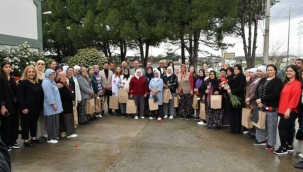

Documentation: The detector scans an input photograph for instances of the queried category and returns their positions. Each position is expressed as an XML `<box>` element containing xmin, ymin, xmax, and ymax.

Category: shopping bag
<box><xmin>148</xmin><ymin>99</ymin><xmax>158</xmax><ymax>111</ymax></box>
<box><xmin>126</xmin><ymin>99</ymin><xmax>137</xmax><ymax>114</ymax></box>
<box><xmin>174</xmin><ymin>96</ymin><xmax>179</xmax><ymax>107</ymax></box>
<box><xmin>109</xmin><ymin>96</ymin><xmax>119</xmax><ymax>110</ymax></box>
<box><xmin>192</xmin><ymin>94</ymin><xmax>199</xmax><ymax>109</ymax></box>
<box><xmin>200</xmin><ymin>102</ymin><xmax>206</xmax><ymax>120</ymax></box>
<box><xmin>210</xmin><ymin>95</ymin><xmax>222</xmax><ymax>109</ymax></box>
<box><xmin>95</xmin><ymin>97</ymin><xmax>101</xmax><ymax>113</ymax></box>
<box><xmin>252</xmin><ymin>110</ymin><xmax>266</xmax><ymax>129</ymax></box>
<box><xmin>73</xmin><ymin>106</ymin><xmax>78</xmax><ymax>126</ymax></box>
<box><xmin>119</xmin><ymin>89</ymin><xmax>129</xmax><ymax>103</ymax></box>
<box><xmin>86</xmin><ymin>98</ymin><xmax>95</xmax><ymax>115</ymax></box>
<box><xmin>163</xmin><ymin>89</ymin><xmax>172</xmax><ymax>103</ymax></box>
<box><xmin>241</xmin><ymin>108</ymin><xmax>253</xmax><ymax>129</ymax></box>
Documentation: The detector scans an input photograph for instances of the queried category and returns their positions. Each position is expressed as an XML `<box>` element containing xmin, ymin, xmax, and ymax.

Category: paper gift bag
<box><xmin>192</xmin><ymin>94</ymin><xmax>199</xmax><ymax>109</ymax></box>
<box><xmin>163</xmin><ymin>89</ymin><xmax>172</xmax><ymax>103</ymax></box>
<box><xmin>148</xmin><ymin>99</ymin><xmax>158</xmax><ymax>111</ymax></box>
<box><xmin>73</xmin><ymin>106</ymin><xmax>78</xmax><ymax>126</ymax></box>
<box><xmin>174</xmin><ymin>96</ymin><xmax>179</xmax><ymax>107</ymax></box>
<box><xmin>126</xmin><ymin>99</ymin><xmax>137</xmax><ymax>114</ymax></box>
<box><xmin>95</xmin><ymin>97</ymin><xmax>102</xmax><ymax>113</ymax></box>
<box><xmin>241</xmin><ymin>108</ymin><xmax>253</xmax><ymax>129</ymax></box>
<box><xmin>118</xmin><ymin>89</ymin><xmax>129</xmax><ymax>103</ymax></box>
<box><xmin>252</xmin><ymin>110</ymin><xmax>266</xmax><ymax>129</ymax></box>
<box><xmin>210</xmin><ymin>95</ymin><xmax>222</xmax><ymax>109</ymax></box>
<box><xmin>109</xmin><ymin>96</ymin><xmax>119</xmax><ymax>110</ymax></box>
<box><xmin>200</xmin><ymin>102</ymin><xmax>206</xmax><ymax>120</ymax></box>
<box><xmin>86</xmin><ymin>98</ymin><xmax>95</xmax><ymax>115</ymax></box>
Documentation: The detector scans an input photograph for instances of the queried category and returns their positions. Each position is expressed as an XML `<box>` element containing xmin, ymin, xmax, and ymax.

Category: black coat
<box><xmin>228</xmin><ymin>73</ymin><xmax>246</xmax><ymax>102</ymax></box>
<box><xmin>16</xmin><ymin>80</ymin><xmax>43</xmax><ymax>113</ymax></box>
<box><xmin>162</xmin><ymin>74</ymin><xmax>178</xmax><ymax>93</ymax></box>
<box><xmin>0</xmin><ymin>76</ymin><xmax>17</xmax><ymax>114</ymax></box>
<box><xmin>199</xmin><ymin>79</ymin><xmax>224</xmax><ymax>107</ymax></box>
<box><xmin>59</xmin><ymin>84</ymin><xmax>75</xmax><ymax>114</ymax></box>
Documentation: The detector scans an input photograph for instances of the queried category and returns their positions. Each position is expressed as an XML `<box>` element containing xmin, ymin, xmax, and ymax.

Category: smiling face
<box><xmin>234</xmin><ymin>67</ymin><xmax>240</xmax><ymax>75</ymax></box>
<box><xmin>49</xmin><ymin>73</ymin><xmax>56</xmax><ymax>81</ymax></box>
<box><xmin>36</xmin><ymin>62</ymin><xmax>45</xmax><ymax>71</ymax></box>
<box><xmin>67</xmin><ymin>68</ymin><xmax>73</xmax><ymax>77</ymax></box>
<box><xmin>249</xmin><ymin>71</ymin><xmax>255</xmax><ymax>78</ymax></box>
<box><xmin>257</xmin><ymin>69</ymin><xmax>265</xmax><ymax>78</ymax></box>
<box><xmin>220</xmin><ymin>70</ymin><xmax>226</xmax><ymax>78</ymax></box>
<box><xmin>154</xmin><ymin>71</ymin><xmax>159</xmax><ymax>78</ymax></box>
<box><xmin>59</xmin><ymin>73</ymin><xmax>67</xmax><ymax>83</ymax></box>
<box><xmin>136</xmin><ymin>70</ymin><xmax>141</xmax><ymax>77</ymax></box>
<box><xmin>286</xmin><ymin>67</ymin><xmax>296</xmax><ymax>79</ymax></box>
<box><xmin>26</xmin><ymin>67</ymin><xmax>36</xmax><ymax>80</ymax></box>
<box><xmin>266</xmin><ymin>66</ymin><xmax>275</xmax><ymax>78</ymax></box>
<box><xmin>189</xmin><ymin>67</ymin><xmax>195</xmax><ymax>74</ymax></box>
<box><xmin>209</xmin><ymin>71</ymin><xmax>216</xmax><ymax>79</ymax></box>
<box><xmin>167</xmin><ymin>68</ymin><xmax>172</xmax><ymax>74</ymax></box>
<box><xmin>2</xmin><ymin>64</ymin><xmax>12</xmax><ymax>75</ymax></box>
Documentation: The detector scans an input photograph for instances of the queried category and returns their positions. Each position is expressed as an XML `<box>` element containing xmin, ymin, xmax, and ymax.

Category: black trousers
<box><xmin>230</xmin><ymin>108</ymin><xmax>242</xmax><ymax>133</ymax></box>
<box><xmin>278</xmin><ymin>112</ymin><xmax>298</xmax><ymax>148</ymax></box>
<box><xmin>104</xmin><ymin>89</ymin><xmax>112</xmax><ymax>113</ymax></box>
<box><xmin>151</xmin><ymin>105</ymin><xmax>164</xmax><ymax>118</ymax></box>
<box><xmin>0</xmin><ymin>113</ymin><xmax>19</xmax><ymax>147</ymax></box>
<box><xmin>21</xmin><ymin>108</ymin><xmax>40</xmax><ymax>140</ymax></box>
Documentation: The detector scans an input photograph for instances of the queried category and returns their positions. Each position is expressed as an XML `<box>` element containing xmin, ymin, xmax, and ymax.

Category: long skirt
<box><xmin>163</xmin><ymin>93</ymin><xmax>176</xmax><ymax>117</ymax></box>
<box><xmin>178</xmin><ymin>94</ymin><xmax>192</xmax><ymax>117</ymax></box>
<box><xmin>60</xmin><ymin>113</ymin><xmax>75</xmax><ymax>136</ymax></box>
<box><xmin>46</xmin><ymin>114</ymin><xmax>59</xmax><ymax>140</ymax></box>
<box><xmin>255</xmin><ymin>111</ymin><xmax>278</xmax><ymax>146</ymax></box>
<box><xmin>206</xmin><ymin>103</ymin><xmax>223</xmax><ymax>128</ymax></box>
<box><xmin>78</xmin><ymin>100</ymin><xmax>90</xmax><ymax>124</ymax></box>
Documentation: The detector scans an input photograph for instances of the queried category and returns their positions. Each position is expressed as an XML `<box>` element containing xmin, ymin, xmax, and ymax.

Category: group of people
<box><xmin>2</xmin><ymin>58</ymin><xmax>303</xmax><ymax>169</ymax></box>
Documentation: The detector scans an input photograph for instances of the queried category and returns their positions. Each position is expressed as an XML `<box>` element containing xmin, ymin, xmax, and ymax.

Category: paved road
<box><xmin>10</xmin><ymin>115</ymin><xmax>303</xmax><ymax>172</ymax></box>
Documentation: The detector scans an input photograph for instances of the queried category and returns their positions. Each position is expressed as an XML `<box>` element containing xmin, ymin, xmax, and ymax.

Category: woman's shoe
<box><xmin>12</xmin><ymin>143</ymin><xmax>20</xmax><ymax>149</ymax></box>
<box><xmin>24</xmin><ymin>141</ymin><xmax>34</xmax><ymax>147</ymax></box>
<box><xmin>67</xmin><ymin>134</ymin><xmax>78</xmax><ymax>138</ymax></box>
<box><xmin>47</xmin><ymin>140</ymin><xmax>58</xmax><ymax>144</ymax></box>
<box><xmin>31</xmin><ymin>139</ymin><xmax>43</xmax><ymax>144</ymax></box>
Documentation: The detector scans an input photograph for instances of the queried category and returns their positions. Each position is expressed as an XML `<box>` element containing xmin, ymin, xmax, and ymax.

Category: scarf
<box><xmin>123</xmin><ymin>73</ymin><xmax>130</xmax><ymax>80</ymax></box>
<box><xmin>135</xmin><ymin>69</ymin><xmax>142</xmax><ymax>79</ymax></box>
<box><xmin>154</xmin><ymin>69</ymin><xmax>161</xmax><ymax>81</ymax></box>
<box><xmin>94</xmin><ymin>72</ymin><xmax>99</xmax><ymax>77</ymax></box>
<box><xmin>219</xmin><ymin>77</ymin><xmax>228</xmax><ymax>89</ymax></box>
<box><xmin>195</xmin><ymin>78</ymin><xmax>203</xmax><ymax>89</ymax></box>
<box><xmin>166</xmin><ymin>67</ymin><xmax>173</xmax><ymax>77</ymax></box>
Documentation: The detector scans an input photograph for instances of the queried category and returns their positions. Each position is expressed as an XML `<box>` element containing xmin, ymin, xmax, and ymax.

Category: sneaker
<box><xmin>287</xmin><ymin>146</ymin><xmax>294</xmax><ymax>153</ymax></box>
<box><xmin>61</xmin><ymin>132</ymin><xmax>67</xmax><ymax>138</ymax></box>
<box><xmin>164</xmin><ymin>115</ymin><xmax>168</xmax><ymax>119</ymax></box>
<box><xmin>134</xmin><ymin>116</ymin><xmax>138</xmax><ymax>119</ymax></box>
<box><xmin>157</xmin><ymin>117</ymin><xmax>162</xmax><ymax>122</ymax></box>
<box><xmin>149</xmin><ymin>117</ymin><xmax>153</xmax><ymax>120</ymax></box>
<box><xmin>67</xmin><ymin>134</ymin><xmax>78</xmax><ymax>138</ymax></box>
<box><xmin>12</xmin><ymin>143</ymin><xmax>20</xmax><ymax>149</ymax></box>
<box><xmin>298</xmin><ymin>153</ymin><xmax>303</xmax><ymax>159</ymax></box>
<box><xmin>253</xmin><ymin>140</ymin><xmax>267</xmax><ymax>146</ymax></box>
<box><xmin>243</xmin><ymin>131</ymin><xmax>250</xmax><ymax>134</ymax></box>
<box><xmin>169</xmin><ymin>116</ymin><xmax>174</xmax><ymax>119</ymax></box>
<box><xmin>140</xmin><ymin>116</ymin><xmax>145</xmax><ymax>119</ymax></box>
<box><xmin>47</xmin><ymin>140</ymin><xmax>58</xmax><ymax>144</ymax></box>
<box><xmin>43</xmin><ymin>134</ymin><xmax>48</xmax><ymax>138</ymax></box>
<box><xmin>274</xmin><ymin>146</ymin><xmax>288</xmax><ymax>155</ymax></box>
<box><xmin>197</xmin><ymin>121</ymin><xmax>207</xmax><ymax>125</ymax></box>
<box><xmin>194</xmin><ymin>117</ymin><xmax>200</xmax><ymax>120</ymax></box>
<box><xmin>265</xmin><ymin>144</ymin><xmax>274</xmax><ymax>151</ymax></box>
<box><xmin>99</xmin><ymin>114</ymin><xmax>103</xmax><ymax>118</ymax></box>
<box><xmin>7</xmin><ymin>146</ymin><xmax>12</xmax><ymax>152</ymax></box>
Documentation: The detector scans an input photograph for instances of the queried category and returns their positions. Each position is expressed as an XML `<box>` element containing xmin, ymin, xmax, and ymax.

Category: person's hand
<box><xmin>53</xmin><ymin>104</ymin><xmax>57</xmax><ymax>111</ymax></box>
<box><xmin>16</xmin><ymin>80</ymin><xmax>19</xmax><ymax>85</ymax></box>
<box><xmin>1</xmin><ymin>106</ymin><xmax>7</xmax><ymax>115</ymax></box>
<box><xmin>112</xmin><ymin>92</ymin><xmax>115</xmax><ymax>96</ymax></box>
<box><xmin>144</xmin><ymin>94</ymin><xmax>147</xmax><ymax>97</ymax></box>
<box><xmin>224</xmin><ymin>86</ymin><xmax>229</xmax><ymax>90</ymax></box>
<box><xmin>214</xmin><ymin>91</ymin><xmax>219</xmax><ymax>95</ymax></box>
<box><xmin>194</xmin><ymin>88</ymin><xmax>198</xmax><ymax>92</ymax></box>
<box><xmin>227</xmin><ymin>90</ymin><xmax>231</xmax><ymax>94</ymax></box>
<box><xmin>202</xmin><ymin>96</ymin><xmax>205</xmax><ymax>101</ymax></box>
<box><xmin>57</xmin><ymin>83</ymin><xmax>63</xmax><ymax>88</ymax></box>
<box><xmin>152</xmin><ymin>91</ymin><xmax>157</xmax><ymax>96</ymax></box>
<box><xmin>284</xmin><ymin>109</ymin><xmax>291</xmax><ymax>119</ymax></box>
<box><xmin>245</xmin><ymin>98</ymin><xmax>250</xmax><ymax>103</ymax></box>
<box><xmin>176</xmin><ymin>89</ymin><xmax>179</xmax><ymax>94</ymax></box>
<box><xmin>167</xmin><ymin>84</ymin><xmax>171</xmax><ymax>87</ymax></box>
<box><xmin>256</xmin><ymin>99</ymin><xmax>262</xmax><ymax>104</ymax></box>
<box><xmin>130</xmin><ymin>94</ymin><xmax>133</xmax><ymax>99</ymax></box>
<box><xmin>164</xmin><ymin>85</ymin><xmax>168</xmax><ymax>88</ymax></box>
<box><xmin>22</xmin><ymin>109</ymin><xmax>29</xmax><ymax>114</ymax></box>
<box><xmin>120</xmin><ymin>85</ymin><xmax>124</xmax><ymax>88</ymax></box>
<box><xmin>258</xmin><ymin>103</ymin><xmax>263</xmax><ymax>108</ymax></box>
<box><xmin>205</xmin><ymin>90</ymin><xmax>209</xmax><ymax>94</ymax></box>
<box><xmin>190</xmin><ymin>90</ymin><xmax>193</xmax><ymax>95</ymax></box>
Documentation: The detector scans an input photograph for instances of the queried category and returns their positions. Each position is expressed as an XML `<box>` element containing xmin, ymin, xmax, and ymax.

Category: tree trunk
<box><xmin>106</xmin><ymin>41</ymin><xmax>112</xmax><ymax>59</ymax></box>
<box><xmin>138</xmin><ymin>40</ymin><xmax>144</xmax><ymax>66</ymax></box>
<box><xmin>181</xmin><ymin>36</ymin><xmax>185</xmax><ymax>64</ymax></box>
<box><xmin>251</xmin><ymin>18</ymin><xmax>258</xmax><ymax>68</ymax></box>
<box><xmin>144</xmin><ymin>43</ymin><xmax>149</xmax><ymax>68</ymax></box>
<box><xmin>247</xmin><ymin>0</ymin><xmax>252</xmax><ymax>68</ymax></box>
<box><xmin>193</xmin><ymin>30</ymin><xmax>200</xmax><ymax>69</ymax></box>
<box><xmin>240</xmin><ymin>1</ymin><xmax>248</xmax><ymax>68</ymax></box>
<box><xmin>189</xmin><ymin>33</ymin><xmax>193</xmax><ymax>65</ymax></box>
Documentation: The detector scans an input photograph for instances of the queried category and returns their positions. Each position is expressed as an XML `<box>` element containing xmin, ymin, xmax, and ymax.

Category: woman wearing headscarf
<box><xmin>177</xmin><ymin>64</ymin><xmax>194</xmax><ymax>119</ymax></box>
<box><xmin>200</xmin><ymin>70</ymin><xmax>223</xmax><ymax>129</ymax></box>
<box><xmin>218</xmin><ymin>68</ymin><xmax>230</xmax><ymax>127</ymax></box>
<box><xmin>162</xmin><ymin>67</ymin><xmax>178</xmax><ymax>119</ymax></box>
<box><xmin>129</xmin><ymin>69</ymin><xmax>148</xmax><ymax>119</ymax></box>
<box><xmin>174</xmin><ymin>67</ymin><xmax>180</xmax><ymax>76</ymax></box>
<box><xmin>35</xmin><ymin>60</ymin><xmax>47</xmax><ymax>138</ymax></box>
<box><xmin>17</xmin><ymin>66</ymin><xmax>44</xmax><ymax>147</ymax></box>
<box><xmin>0</xmin><ymin>61</ymin><xmax>19</xmax><ymax>151</ymax></box>
<box><xmin>66</xmin><ymin>67</ymin><xmax>81</xmax><ymax>128</ymax></box>
<box><xmin>56</xmin><ymin>72</ymin><xmax>77</xmax><ymax>139</ymax></box>
<box><xmin>149</xmin><ymin>69</ymin><xmax>164</xmax><ymax>121</ymax></box>
<box><xmin>224</xmin><ymin>64</ymin><xmax>246</xmax><ymax>134</ymax></box>
<box><xmin>42</xmin><ymin>69</ymin><xmax>63</xmax><ymax>144</ymax></box>
<box><xmin>194</xmin><ymin>69</ymin><xmax>205</xmax><ymax>121</ymax></box>
<box><xmin>143</xmin><ymin>67</ymin><xmax>154</xmax><ymax>116</ymax></box>
<box><xmin>77</xmin><ymin>67</ymin><xmax>94</xmax><ymax>124</ymax></box>
<box><xmin>167</xmin><ymin>61</ymin><xmax>175</xmax><ymax>72</ymax></box>
<box><xmin>119</xmin><ymin>68</ymin><xmax>133</xmax><ymax>117</ymax></box>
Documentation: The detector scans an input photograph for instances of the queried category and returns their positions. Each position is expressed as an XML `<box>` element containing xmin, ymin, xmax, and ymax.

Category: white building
<box><xmin>0</xmin><ymin>0</ymin><xmax>43</xmax><ymax>51</ymax></box>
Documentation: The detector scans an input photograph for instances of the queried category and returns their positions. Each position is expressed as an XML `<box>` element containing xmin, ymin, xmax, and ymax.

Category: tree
<box><xmin>68</xmin><ymin>48</ymin><xmax>107</xmax><ymax>67</ymax></box>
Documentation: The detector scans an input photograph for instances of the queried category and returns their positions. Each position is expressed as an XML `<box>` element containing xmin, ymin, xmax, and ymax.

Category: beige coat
<box><xmin>99</xmin><ymin>70</ymin><xmax>113</xmax><ymax>90</ymax></box>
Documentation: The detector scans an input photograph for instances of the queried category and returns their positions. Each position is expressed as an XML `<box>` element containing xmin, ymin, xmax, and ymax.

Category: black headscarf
<box><xmin>145</xmin><ymin>67</ymin><xmax>154</xmax><ymax>81</ymax></box>
<box><xmin>208</xmin><ymin>70</ymin><xmax>218</xmax><ymax>88</ymax></box>
<box><xmin>123</xmin><ymin>68</ymin><xmax>130</xmax><ymax>80</ymax></box>
<box><xmin>198</xmin><ymin>69</ymin><xmax>205</xmax><ymax>80</ymax></box>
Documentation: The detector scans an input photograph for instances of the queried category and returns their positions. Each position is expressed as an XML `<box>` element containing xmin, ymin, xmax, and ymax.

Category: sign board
<box><xmin>224</xmin><ymin>53</ymin><xmax>235</xmax><ymax>59</ymax></box>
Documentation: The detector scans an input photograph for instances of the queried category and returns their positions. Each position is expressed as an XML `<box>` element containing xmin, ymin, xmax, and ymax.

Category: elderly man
<box><xmin>73</xmin><ymin>65</ymin><xmax>81</xmax><ymax>78</ymax></box>
<box><xmin>129</xmin><ymin>58</ymin><xmax>135</xmax><ymax>69</ymax></box>
<box><xmin>121</xmin><ymin>61</ymin><xmax>128</xmax><ymax>73</ymax></box>
<box><xmin>130</xmin><ymin>60</ymin><xmax>145</xmax><ymax>76</ymax></box>
<box><xmin>157</xmin><ymin>60</ymin><xmax>165</xmax><ymax>76</ymax></box>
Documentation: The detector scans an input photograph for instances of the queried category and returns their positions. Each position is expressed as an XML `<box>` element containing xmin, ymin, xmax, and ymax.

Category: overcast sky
<box><xmin>125</xmin><ymin>0</ymin><xmax>303</xmax><ymax>58</ymax></box>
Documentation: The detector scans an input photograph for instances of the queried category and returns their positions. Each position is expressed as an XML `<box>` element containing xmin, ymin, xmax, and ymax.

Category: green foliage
<box><xmin>0</xmin><ymin>42</ymin><xmax>48</xmax><ymax>76</ymax></box>
<box><xmin>67</xmin><ymin>48</ymin><xmax>107</xmax><ymax>68</ymax></box>
<box><xmin>230</xmin><ymin>94</ymin><xmax>241</xmax><ymax>107</ymax></box>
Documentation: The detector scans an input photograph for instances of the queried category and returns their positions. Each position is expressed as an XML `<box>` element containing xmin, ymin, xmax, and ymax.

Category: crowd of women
<box><xmin>1</xmin><ymin>58</ymin><xmax>303</xmax><ymax>169</ymax></box>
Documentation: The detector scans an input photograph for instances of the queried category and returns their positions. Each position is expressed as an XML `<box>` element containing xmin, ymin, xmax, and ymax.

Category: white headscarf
<box><xmin>153</xmin><ymin>69</ymin><xmax>161</xmax><ymax>81</ymax></box>
<box><xmin>135</xmin><ymin>69</ymin><xmax>142</xmax><ymax>79</ymax></box>
<box><xmin>63</xmin><ymin>65</ymin><xmax>69</xmax><ymax>73</ymax></box>
<box><xmin>153</xmin><ymin>68</ymin><xmax>158</xmax><ymax>73</ymax></box>
<box><xmin>74</xmin><ymin>65</ymin><xmax>80</xmax><ymax>70</ymax></box>
<box><xmin>166</xmin><ymin>67</ymin><xmax>173</xmax><ymax>77</ymax></box>
<box><xmin>248</xmin><ymin>68</ymin><xmax>257</xmax><ymax>75</ymax></box>
<box><xmin>257</xmin><ymin>65</ymin><xmax>266</xmax><ymax>75</ymax></box>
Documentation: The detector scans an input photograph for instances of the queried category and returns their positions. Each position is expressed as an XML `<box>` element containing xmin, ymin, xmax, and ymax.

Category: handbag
<box><xmin>126</xmin><ymin>99</ymin><xmax>137</xmax><ymax>114</ymax></box>
<box><xmin>86</xmin><ymin>98</ymin><xmax>95</xmax><ymax>115</ymax></box>
<box><xmin>296</xmin><ymin>129</ymin><xmax>303</xmax><ymax>140</ymax></box>
<box><xmin>109</xmin><ymin>96</ymin><xmax>119</xmax><ymax>109</ymax></box>
<box><xmin>73</xmin><ymin>106</ymin><xmax>78</xmax><ymax>125</ymax></box>
<box><xmin>200</xmin><ymin>102</ymin><xmax>206</xmax><ymax>120</ymax></box>
<box><xmin>210</xmin><ymin>95</ymin><xmax>222</xmax><ymax>109</ymax></box>
<box><xmin>162</xmin><ymin>89</ymin><xmax>172</xmax><ymax>103</ymax></box>
<box><xmin>148</xmin><ymin>99</ymin><xmax>158</xmax><ymax>111</ymax></box>
<box><xmin>174</xmin><ymin>96</ymin><xmax>179</xmax><ymax>108</ymax></box>
<box><xmin>118</xmin><ymin>89</ymin><xmax>129</xmax><ymax>103</ymax></box>
<box><xmin>241</xmin><ymin>108</ymin><xmax>253</xmax><ymax>129</ymax></box>
<box><xmin>252</xmin><ymin>110</ymin><xmax>266</xmax><ymax>129</ymax></box>
<box><xmin>95</xmin><ymin>97</ymin><xmax>102</xmax><ymax>113</ymax></box>
<box><xmin>192</xmin><ymin>94</ymin><xmax>199</xmax><ymax>109</ymax></box>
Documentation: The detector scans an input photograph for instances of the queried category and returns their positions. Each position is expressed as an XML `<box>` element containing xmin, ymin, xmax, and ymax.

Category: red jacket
<box><xmin>129</xmin><ymin>76</ymin><xmax>148</xmax><ymax>96</ymax></box>
<box><xmin>278</xmin><ymin>80</ymin><xmax>301</xmax><ymax>114</ymax></box>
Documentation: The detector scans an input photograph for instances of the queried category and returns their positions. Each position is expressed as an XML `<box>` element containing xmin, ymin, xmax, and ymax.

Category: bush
<box><xmin>67</xmin><ymin>48</ymin><xmax>107</xmax><ymax>68</ymax></box>
<box><xmin>0</xmin><ymin>42</ymin><xmax>48</xmax><ymax>76</ymax></box>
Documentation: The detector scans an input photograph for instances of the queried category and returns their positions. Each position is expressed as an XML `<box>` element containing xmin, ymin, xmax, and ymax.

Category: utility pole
<box><xmin>263</xmin><ymin>0</ymin><xmax>271</xmax><ymax>64</ymax></box>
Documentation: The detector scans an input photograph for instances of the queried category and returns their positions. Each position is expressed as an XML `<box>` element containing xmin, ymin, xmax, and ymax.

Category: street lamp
<box><xmin>287</xmin><ymin>2</ymin><xmax>303</xmax><ymax>66</ymax></box>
